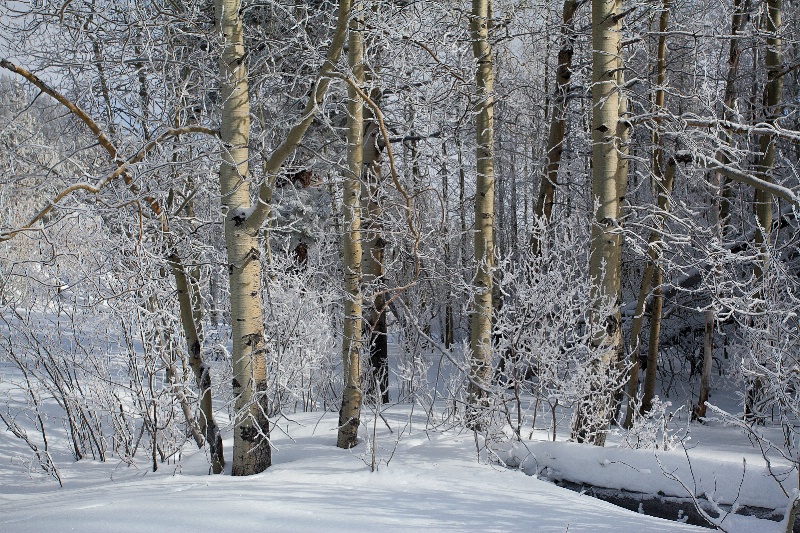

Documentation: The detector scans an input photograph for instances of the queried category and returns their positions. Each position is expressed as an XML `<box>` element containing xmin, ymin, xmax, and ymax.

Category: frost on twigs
<box><xmin>621</xmin><ymin>397</ymin><xmax>688</xmax><ymax>451</ymax></box>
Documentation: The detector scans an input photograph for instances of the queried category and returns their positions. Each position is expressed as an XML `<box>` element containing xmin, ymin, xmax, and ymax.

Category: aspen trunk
<box><xmin>610</xmin><ymin>45</ymin><xmax>631</xmax><ymax>423</ymax></box>
<box><xmin>754</xmin><ymin>0</ymin><xmax>782</xmax><ymax>274</ymax></box>
<box><xmin>169</xmin><ymin>254</ymin><xmax>224</xmax><ymax>473</ymax></box>
<box><xmin>694</xmin><ymin>310</ymin><xmax>715</xmax><ymax>419</ymax></box>
<box><xmin>747</xmin><ymin>0</ymin><xmax>783</xmax><ymax>422</ymax></box>
<box><xmin>337</xmin><ymin>14</ymin><xmax>365</xmax><ymax>449</ymax></box>
<box><xmin>626</xmin><ymin>158</ymin><xmax>677</xmax><ymax>416</ymax></box>
<box><xmin>718</xmin><ymin>0</ymin><xmax>751</xmax><ymax>227</ymax></box>
<box><xmin>623</xmin><ymin>160</ymin><xmax>675</xmax><ymax>425</ymax></box>
<box><xmin>640</xmin><ymin>265</ymin><xmax>664</xmax><ymax>415</ymax></box>
<box><xmin>362</xmin><ymin>118</ymin><xmax>389</xmax><ymax>404</ymax></box>
<box><xmin>571</xmin><ymin>0</ymin><xmax>625</xmax><ymax>446</ymax></box>
<box><xmin>214</xmin><ymin>0</ymin><xmax>271</xmax><ymax>476</ymax></box>
<box><xmin>467</xmin><ymin>0</ymin><xmax>496</xmax><ymax>425</ymax></box>
<box><xmin>621</xmin><ymin>257</ymin><xmax>655</xmax><ymax>427</ymax></box>
<box><xmin>636</xmin><ymin>5</ymin><xmax>671</xmax><ymax>414</ymax></box>
<box><xmin>621</xmin><ymin>0</ymin><xmax>671</xmax><ymax>428</ymax></box>
<box><xmin>532</xmin><ymin>0</ymin><xmax>579</xmax><ymax>254</ymax></box>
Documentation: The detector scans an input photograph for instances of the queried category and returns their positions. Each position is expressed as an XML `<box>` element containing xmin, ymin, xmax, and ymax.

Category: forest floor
<box><xmin>0</xmin><ymin>389</ymin><xmax>794</xmax><ymax>531</ymax></box>
<box><xmin>0</xmin><ymin>341</ymin><xmax>797</xmax><ymax>532</ymax></box>
<box><xmin>0</xmin><ymin>403</ymin><xmax>709</xmax><ymax>533</ymax></box>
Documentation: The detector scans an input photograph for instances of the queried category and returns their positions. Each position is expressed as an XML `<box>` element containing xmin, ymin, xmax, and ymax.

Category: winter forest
<box><xmin>1</xmin><ymin>0</ymin><xmax>799</xmax><ymax>530</ymax></box>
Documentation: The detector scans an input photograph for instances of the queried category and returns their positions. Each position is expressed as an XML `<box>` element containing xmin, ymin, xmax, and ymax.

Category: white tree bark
<box><xmin>572</xmin><ymin>0</ymin><xmax>625</xmax><ymax>446</ymax></box>
<box><xmin>215</xmin><ymin>0</ymin><xmax>271</xmax><ymax>476</ymax></box>
<box><xmin>337</xmin><ymin>10</ymin><xmax>365</xmax><ymax>449</ymax></box>
<box><xmin>467</xmin><ymin>0</ymin><xmax>496</xmax><ymax>425</ymax></box>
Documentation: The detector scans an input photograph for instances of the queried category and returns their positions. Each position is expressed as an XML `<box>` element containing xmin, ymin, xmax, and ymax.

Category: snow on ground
<box><xmin>0</xmin><ymin>336</ymin><xmax>795</xmax><ymax>532</ymax></box>
<box><xmin>0</xmin><ymin>407</ymin><xmax>711</xmax><ymax>533</ymax></box>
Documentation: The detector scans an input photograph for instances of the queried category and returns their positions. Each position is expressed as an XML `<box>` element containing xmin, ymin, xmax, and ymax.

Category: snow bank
<box><xmin>507</xmin><ymin>439</ymin><xmax>794</xmax><ymax>511</ymax></box>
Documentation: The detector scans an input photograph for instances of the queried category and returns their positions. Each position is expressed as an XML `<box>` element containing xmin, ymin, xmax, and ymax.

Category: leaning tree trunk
<box><xmin>215</xmin><ymin>0</ymin><xmax>271</xmax><ymax>476</ymax></box>
<box><xmin>624</xmin><ymin>158</ymin><xmax>675</xmax><ymax>424</ymax></box>
<box><xmin>169</xmin><ymin>254</ymin><xmax>224</xmax><ymax>472</ymax></box>
<box><xmin>640</xmin><ymin>161</ymin><xmax>676</xmax><ymax>415</ymax></box>
<box><xmin>467</xmin><ymin>0</ymin><xmax>496</xmax><ymax>426</ymax></box>
<box><xmin>337</xmin><ymin>12</ymin><xmax>365</xmax><ymax>449</ymax></box>
<box><xmin>571</xmin><ymin>0</ymin><xmax>626</xmax><ymax>446</ymax></box>
<box><xmin>531</xmin><ymin>0</ymin><xmax>579</xmax><ymax>254</ymax></box>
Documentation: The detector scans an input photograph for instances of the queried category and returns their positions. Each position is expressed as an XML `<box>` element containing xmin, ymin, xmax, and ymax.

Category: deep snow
<box><xmin>1</xmin><ymin>407</ymin><xmax>713</xmax><ymax>533</ymax></box>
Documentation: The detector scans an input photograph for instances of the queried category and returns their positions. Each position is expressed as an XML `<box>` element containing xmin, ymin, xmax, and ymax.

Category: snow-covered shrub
<box><xmin>262</xmin><ymin>239</ymin><xmax>341</xmax><ymax>415</ymax></box>
<box><xmin>491</xmin><ymin>217</ymin><xmax>627</xmax><ymax>442</ymax></box>
<box><xmin>621</xmin><ymin>397</ymin><xmax>687</xmax><ymax>451</ymax></box>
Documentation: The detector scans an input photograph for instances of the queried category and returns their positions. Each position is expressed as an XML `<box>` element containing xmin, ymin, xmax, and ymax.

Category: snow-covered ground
<box><xmin>0</xmin><ymin>333</ymin><xmax>795</xmax><ymax>532</ymax></box>
<box><xmin>1</xmin><ymin>407</ymin><xmax>713</xmax><ymax>533</ymax></box>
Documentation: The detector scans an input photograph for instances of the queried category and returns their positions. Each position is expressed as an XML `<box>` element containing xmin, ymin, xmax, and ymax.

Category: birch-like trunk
<box><xmin>718</xmin><ymin>0</ymin><xmax>751</xmax><ymax>227</ymax></box>
<box><xmin>362</xmin><ymin>118</ymin><xmax>389</xmax><ymax>403</ymax></box>
<box><xmin>215</xmin><ymin>0</ymin><xmax>271</xmax><ymax>476</ymax></box>
<box><xmin>640</xmin><ymin>162</ymin><xmax>677</xmax><ymax>414</ymax></box>
<box><xmin>747</xmin><ymin>0</ymin><xmax>783</xmax><ymax>422</ymax></box>
<box><xmin>622</xmin><ymin>2</ymin><xmax>671</xmax><ymax>426</ymax></box>
<box><xmin>571</xmin><ymin>0</ymin><xmax>625</xmax><ymax>446</ymax></box>
<box><xmin>337</xmin><ymin>13</ymin><xmax>365</xmax><ymax>449</ymax></box>
<box><xmin>532</xmin><ymin>0</ymin><xmax>579</xmax><ymax>254</ymax></box>
<box><xmin>754</xmin><ymin>0</ymin><xmax>783</xmax><ymax>274</ymax></box>
<box><xmin>169</xmin><ymin>254</ymin><xmax>224</xmax><ymax>472</ymax></box>
<box><xmin>693</xmin><ymin>310</ymin><xmax>715</xmax><ymax>419</ymax></box>
<box><xmin>623</xmin><ymin>159</ymin><xmax>675</xmax><ymax>425</ymax></box>
<box><xmin>467</xmin><ymin>0</ymin><xmax>496</xmax><ymax>424</ymax></box>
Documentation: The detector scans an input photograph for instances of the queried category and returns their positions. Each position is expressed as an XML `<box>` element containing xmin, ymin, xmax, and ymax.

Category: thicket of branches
<box><xmin>0</xmin><ymin>0</ymin><xmax>798</xmax><ymax>515</ymax></box>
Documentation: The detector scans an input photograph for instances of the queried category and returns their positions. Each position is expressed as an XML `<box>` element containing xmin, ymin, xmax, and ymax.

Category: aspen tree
<box><xmin>571</xmin><ymin>0</ymin><xmax>625</xmax><ymax>446</ymax></box>
<box><xmin>467</xmin><ymin>0</ymin><xmax>497</xmax><ymax>424</ymax></box>
<box><xmin>719</xmin><ymin>0</ymin><xmax>752</xmax><ymax>227</ymax></box>
<box><xmin>532</xmin><ymin>0</ymin><xmax>580</xmax><ymax>254</ymax></box>
<box><xmin>338</xmin><ymin>8</ymin><xmax>366</xmax><ymax>449</ymax></box>
<box><xmin>747</xmin><ymin>0</ymin><xmax>784</xmax><ymax>422</ymax></box>
<box><xmin>212</xmin><ymin>0</ymin><xmax>352</xmax><ymax>474</ymax></box>
<box><xmin>363</xmin><ymin>117</ymin><xmax>389</xmax><ymax>403</ymax></box>
<box><xmin>623</xmin><ymin>0</ymin><xmax>672</xmax><ymax>424</ymax></box>
<box><xmin>640</xmin><ymin>160</ymin><xmax>676</xmax><ymax>415</ymax></box>
<box><xmin>214</xmin><ymin>0</ymin><xmax>272</xmax><ymax>475</ymax></box>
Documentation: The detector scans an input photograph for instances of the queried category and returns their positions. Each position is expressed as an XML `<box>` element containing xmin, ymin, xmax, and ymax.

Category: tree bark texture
<box><xmin>572</xmin><ymin>0</ymin><xmax>625</xmax><ymax>446</ymax></box>
<box><xmin>362</xmin><ymin>119</ymin><xmax>389</xmax><ymax>404</ymax></box>
<box><xmin>467</xmin><ymin>0</ymin><xmax>497</xmax><ymax>425</ymax></box>
<box><xmin>754</xmin><ymin>0</ymin><xmax>783</xmax><ymax>277</ymax></box>
<box><xmin>623</xmin><ymin>158</ymin><xmax>675</xmax><ymax>426</ymax></box>
<box><xmin>622</xmin><ymin>4</ymin><xmax>671</xmax><ymax>425</ymax></box>
<box><xmin>337</xmin><ymin>13</ymin><xmax>365</xmax><ymax>449</ymax></box>
<box><xmin>718</xmin><ymin>0</ymin><xmax>751</xmax><ymax>227</ymax></box>
<box><xmin>215</xmin><ymin>0</ymin><xmax>271</xmax><ymax>476</ymax></box>
<box><xmin>747</xmin><ymin>0</ymin><xmax>783</xmax><ymax>422</ymax></box>
<box><xmin>532</xmin><ymin>0</ymin><xmax>579</xmax><ymax>254</ymax></box>
<box><xmin>169</xmin><ymin>254</ymin><xmax>224</xmax><ymax>473</ymax></box>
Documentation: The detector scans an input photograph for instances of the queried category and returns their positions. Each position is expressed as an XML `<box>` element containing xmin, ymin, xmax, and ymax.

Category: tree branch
<box><xmin>249</xmin><ymin>0</ymin><xmax>352</xmax><ymax>228</ymax></box>
<box><xmin>680</xmin><ymin>150</ymin><xmax>799</xmax><ymax>206</ymax></box>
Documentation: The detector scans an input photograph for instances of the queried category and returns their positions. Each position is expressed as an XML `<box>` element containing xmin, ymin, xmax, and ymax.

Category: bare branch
<box><xmin>680</xmin><ymin>150</ymin><xmax>799</xmax><ymax>206</ymax></box>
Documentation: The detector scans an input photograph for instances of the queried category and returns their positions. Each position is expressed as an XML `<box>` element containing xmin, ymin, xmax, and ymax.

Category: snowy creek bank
<box><xmin>500</xmin><ymin>439</ymin><xmax>798</xmax><ymax>530</ymax></box>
